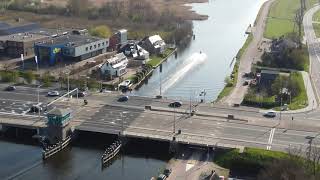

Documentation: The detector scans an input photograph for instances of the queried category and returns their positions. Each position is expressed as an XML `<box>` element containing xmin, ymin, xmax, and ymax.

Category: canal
<box><xmin>134</xmin><ymin>0</ymin><xmax>267</xmax><ymax>101</ymax></box>
<box><xmin>1</xmin><ymin>0</ymin><xmax>267</xmax><ymax>179</ymax></box>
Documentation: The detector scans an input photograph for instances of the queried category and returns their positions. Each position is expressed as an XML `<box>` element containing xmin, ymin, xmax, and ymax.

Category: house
<box><xmin>259</xmin><ymin>69</ymin><xmax>289</xmax><ymax>86</ymax></box>
<box><xmin>0</xmin><ymin>21</ymin><xmax>40</xmax><ymax>35</ymax></box>
<box><xmin>140</xmin><ymin>35</ymin><xmax>166</xmax><ymax>55</ymax></box>
<box><xmin>100</xmin><ymin>53</ymin><xmax>128</xmax><ymax>77</ymax></box>
<box><xmin>34</xmin><ymin>32</ymin><xmax>109</xmax><ymax>65</ymax></box>
<box><xmin>119</xmin><ymin>41</ymin><xmax>150</xmax><ymax>60</ymax></box>
<box><xmin>108</xmin><ymin>29</ymin><xmax>128</xmax><ymax>51</ymax></box>
<box><xmin>0</xmin><ymin>32</ymin><xmax>49</xmax><ymax>58</ymax></box>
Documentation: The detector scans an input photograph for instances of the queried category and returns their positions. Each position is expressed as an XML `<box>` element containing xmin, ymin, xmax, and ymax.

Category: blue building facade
<box><xmin>34</xmin><ymin>42</ymin><xmax>65</xmax><ymax>65</ymax></box>
<box><xmin>34</xmin><ymin>34</ymin><xmax>108</xmax><ymax>65</ymax></box>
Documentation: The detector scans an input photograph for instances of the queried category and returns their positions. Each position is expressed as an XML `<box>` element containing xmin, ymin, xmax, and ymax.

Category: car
<box><xmin>157</xmin><ymin>174</ymin><xmax>166</xmax><ymax>180</ymax></box>
<box><xmin>243</xmin><ymin>80</ymin><xmax>249</xmax><ymax>86</ymax></box>
<box><xmin>77</xmin><ymin>91</ymin><xmax>87</xmax><ymax>97</ymax></box>
<box><xmin>29</xmin><ymin>105</ymin><xmax>42</xmax><ymax>113</ymax></box>
<box><xmin>47</xmin><ymin>91</ymin><xmax>59</xmax><ymax>97</ymax></box>
<box><xmin>118</xmin><ymin>96</ymin><xmax>129</xmax><ymax>102</ymax></box>
<box><xmin>263</xmin><ymin>111</ymin><xmax>276</xmax><ymax>118</ymax></box>
<box><xmin>163</xmin><ymin>169</ymin><xmax>172</xmax><ymax>177</ymax></box>
<box><xmin>169</xmin><ymin>101</ymin><xmax>182</xmax><ymax>108</ymax></box>
<box><xmin>5</xmin><ymin>86</ymin><xmax>16</xmax><ymax>91</ymax></box>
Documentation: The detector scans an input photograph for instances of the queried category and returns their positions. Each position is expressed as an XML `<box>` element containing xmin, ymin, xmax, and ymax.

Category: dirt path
<box><xmin>222</xmin><ymin>0</ymin><xmax>275</xmax><ymax>106</ymax></box>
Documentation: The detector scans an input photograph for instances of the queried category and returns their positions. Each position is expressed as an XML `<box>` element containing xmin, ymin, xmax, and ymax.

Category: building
<box><xmin>140</xmin><ymin>35</ymin><xmax>166</xmax><ymax>55</ymax></box>
<box><xmin>0</xmin><ymin>32</ymin><xmax>49</xmax><ymax>58</ymax></box>
<box><xmin>259</xmin><ymin>69</ymin><xmax>289</xmax><ymax>86</ymax></box>
<box><xmin>100</xmin><ymin>53</ymin><xmax>128</xmax><ymax>78</ymax></box>
<box><xmin>34</xmin><ymin>33</ymin><xmax>109</xmax><ymax>65</ymax></box>
<box><xmin>0</xmin><ymin>21</ymin><xmax>40</xmax><ymax>35</ymax></box>
<box><xmin>108</xmin><ymin>29</ymin><xmax>128</xmax><ymax>51</ymax></box>
<box><xmin>46</xmin><ymin>108</ymin><xmax>72</xmax><ymax>144</ymax></box>
<box><xmin>120</xmin><ymin>41</ymin><xmax>149</xmax><ymax>60</ymax></box>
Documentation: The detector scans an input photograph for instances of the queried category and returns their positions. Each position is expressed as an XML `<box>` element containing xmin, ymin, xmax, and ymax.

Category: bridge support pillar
<box><xmin>169</xmin><ymin>137</ymin><xmax>179</xmax><ymax>155</ymax></box>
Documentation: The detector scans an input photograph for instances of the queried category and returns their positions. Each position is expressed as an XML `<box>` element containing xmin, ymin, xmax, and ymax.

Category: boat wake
<box><xmin>161</xmin><ymin>52</ymin><xmax>207</xmax><ymax>93</ymax></box>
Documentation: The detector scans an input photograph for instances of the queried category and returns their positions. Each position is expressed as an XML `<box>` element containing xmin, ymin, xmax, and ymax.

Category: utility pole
<box><xmin>173</xmin><ymin>105</ymin><xmax>176</xmax><ymax>134</ymax></box>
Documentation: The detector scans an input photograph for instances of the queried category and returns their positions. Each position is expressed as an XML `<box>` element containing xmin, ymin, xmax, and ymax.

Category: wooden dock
<box><xmin>42</xmin><ymin>136</ymin><xmax>72</xmax><ymax>160</ymax></box>
<box><xmin>101</xmin><ymin>140</ymin><xmax>122</xmax><ymax>165</ymax></box>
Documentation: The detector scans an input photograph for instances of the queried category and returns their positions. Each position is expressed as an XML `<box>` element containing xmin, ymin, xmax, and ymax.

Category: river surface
<box><xmin>134</xmin><ymin>0</ymin><xmax>267</xmax><ymax>101</ymax></box>
<box><xmin>1</xmin><ymin>0</ymin><xmax>267</xmax><ymax>179</ymax></box>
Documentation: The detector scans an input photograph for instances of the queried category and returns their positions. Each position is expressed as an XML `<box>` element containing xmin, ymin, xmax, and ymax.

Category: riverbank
<box><xmin>218</xmin><ymin>0</ymin><xmax>273</xmax><ymax>105</ymax></box>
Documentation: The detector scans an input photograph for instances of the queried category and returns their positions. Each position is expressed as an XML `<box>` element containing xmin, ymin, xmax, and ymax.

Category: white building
<box><xmin>100</xmin><ymin>53</ymin><xmax>128</xmax><ymax>77</ymax></box>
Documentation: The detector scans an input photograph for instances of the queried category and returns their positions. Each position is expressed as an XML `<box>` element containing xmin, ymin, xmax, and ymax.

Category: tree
<box><xmin>89</xmin><ymin>25</ymin><xmax>112</xmax><ymax>38</ymax></box>
<box><xmin>67</xmin><ymin>0</ymin><xmax>90</xmax><ymax>16</ymax></box>
<box><xmin>42</xmin><ymin>72</ymin><xmax>52</xmax><ymax>87</ymax></box>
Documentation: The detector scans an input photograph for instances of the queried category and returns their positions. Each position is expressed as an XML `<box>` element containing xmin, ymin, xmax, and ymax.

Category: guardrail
<box><xmin>101</xmin><ymin>140</ymin><xmax>122</xmax><ymax>166</ymax></box>
<box><xmin>42</xmin><ymin>136</ymin><xmax>72</xmax><ymax>160</ymax></box>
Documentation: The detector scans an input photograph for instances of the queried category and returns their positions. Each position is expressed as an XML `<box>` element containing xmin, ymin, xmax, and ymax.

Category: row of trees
<box><xmin>258</xmin><ymin>141</ymin><xmax>320</xmax><ymax>180</ymax></box>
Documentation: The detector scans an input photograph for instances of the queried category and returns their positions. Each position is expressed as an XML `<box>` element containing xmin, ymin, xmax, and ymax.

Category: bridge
<box><xmin>1</xmin><ymin>83</ymin><xmax>320</xmax><ymax>153</ymax></box>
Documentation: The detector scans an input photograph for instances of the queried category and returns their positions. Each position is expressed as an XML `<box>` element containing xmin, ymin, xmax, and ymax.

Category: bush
<box><xmin>21</xmin><ymin>71</ymin><xmax>35</xmax><ymax>84</ymax></box>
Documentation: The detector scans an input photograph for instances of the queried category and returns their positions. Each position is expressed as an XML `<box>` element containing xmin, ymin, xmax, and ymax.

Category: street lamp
<box><xmin>121</xmin><ymin>111</ymin><xmax>129</xmax><ymax>135</ymax></box>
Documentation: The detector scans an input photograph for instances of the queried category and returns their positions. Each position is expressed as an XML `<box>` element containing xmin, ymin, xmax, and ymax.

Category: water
<box><xmin>0</xmin><ymin>1</ymin><xmax>267</xmax><ymax>179</ymax></box>
<box><xmin>134</xmin><ymin>0</ymin><xmax>267</xmax><ymax>101</ymax></box>
<box><xmin>0</xmin><ymin>132</ymin><xmax>170</xmax><ymax>180</ymax></box>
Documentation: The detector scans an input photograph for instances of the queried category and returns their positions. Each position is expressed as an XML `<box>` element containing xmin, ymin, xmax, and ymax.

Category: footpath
<box><xmin>222</xmin><ymin>0</ymin><xmax>274</xmax><ymax>105</ymax></box>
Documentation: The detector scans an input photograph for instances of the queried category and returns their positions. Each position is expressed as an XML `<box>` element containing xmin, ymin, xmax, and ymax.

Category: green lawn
<box><xmin>147</xmin><ymin>48</ymin><xmax>175</xmax><ymax>68</ymax></box>
<box><xmin>264</xmin><ymin>0</ymin><xmax>317</xmax><ymax>39</ymax></box>
<box><xmin>313</xmin><ymin>23</ymin><xmax>320</xmax><ymax>38</ymax></box>
<box><xmin>214</xmin><ymin>148</ymin><xmax>287</xmax><ymax>175</ymax></box>
<box><xmin>313</xmin><ymin>9</ymin><xmax>320</xmax><ymax>21</ymax></box>
<box><xmin>288</xmin><ymin>72</ymin><xmax>308</xmax><ymax>110</ymax></box>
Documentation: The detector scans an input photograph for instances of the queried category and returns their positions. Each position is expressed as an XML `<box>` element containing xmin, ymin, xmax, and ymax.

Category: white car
<box><xmin>263</xmin><ymin>110</ymin><xmax>276</xmax><ymax>118</ymax></box>
<box><xmin>47</xmin><ymin>91</ymin><xmax>59</xmax><ymax>97</ymax></box>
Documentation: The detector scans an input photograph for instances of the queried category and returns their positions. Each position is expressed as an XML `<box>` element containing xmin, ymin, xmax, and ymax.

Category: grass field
<box><xmin>288</xmin><ymin>72</ymin><xmax>308</xmax><ymax>110</ymax></box>
<box><xmin>313</xmin><ymin>23</ymin><xmax>320</xmax><ymax>38</ymax></box>
<box><xmin>264</xmin><ymin>0</ymin><xmax>318</xmax><ymax>39</ymax></box>
<box><xmin>214</xmin><ymin>148</ymin><xmax>287</xmax><ymax>175</ymax></box>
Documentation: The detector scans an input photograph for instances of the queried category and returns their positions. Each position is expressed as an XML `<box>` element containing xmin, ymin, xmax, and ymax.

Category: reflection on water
<box><xmin>134</xmin><ymin>0</ymin><xmax>268</xmax><ymax>101</ymax></box>
<box><xmin>0</xmin><ymin>132</ymin><xmax>170</xmax><ymax>180</ymax></box>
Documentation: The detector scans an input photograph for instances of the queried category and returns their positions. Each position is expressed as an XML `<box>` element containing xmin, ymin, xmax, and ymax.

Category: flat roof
<box><xmin>37</xmin><ymin>34</ymin><xmax>105</xmax><ymax>47</ymax></box>
<box><xmin>0</xmin><ymin>32</ymin><xmax>49</xmax><ymax>42</ymax></box>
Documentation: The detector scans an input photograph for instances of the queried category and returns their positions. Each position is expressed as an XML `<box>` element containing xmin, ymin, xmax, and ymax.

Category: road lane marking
<box><xmin>267</xmin><ymin>128</ymin><xmax>275</xmax><ymax>150</ymax></box>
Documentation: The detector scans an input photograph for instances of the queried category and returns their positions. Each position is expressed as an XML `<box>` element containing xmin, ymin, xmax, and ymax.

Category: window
<box><xmin>86</xmin><ymin>47</ymin><xmax>88</xmax><ymax>51</ymax></box>
<box><xmin>90</xmin><ymin>46</ymin><xmax>92</xmax><ymax>50</ymax></box>
<box><xmin>94</xmin><ymin>45</ymin><xmax>97</xmax><ymax>49</ymax></box>
<box><xmin>102</xmin><ymin>42</ymin><xmax>105</xmax><ymax>46</ymax></box>
<box><xmin>98</xmin><ymin>44</ymin><xmax>101</xmax><ymax>48</ymax></box>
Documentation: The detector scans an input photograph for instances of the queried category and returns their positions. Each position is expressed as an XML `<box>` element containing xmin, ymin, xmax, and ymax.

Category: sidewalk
<box><xmin>222</xmin><ymin>0</ymin><xmax>274</xmax><ymax>105</ymax></box>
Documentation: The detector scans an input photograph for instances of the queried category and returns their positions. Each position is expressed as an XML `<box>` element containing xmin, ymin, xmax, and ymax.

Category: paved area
<box><xmin>2</xmin><ymin>84</ymin><xmax>320</xmax><ymax>152</ymax></box>
<box><xmin>223</xmin><ymin>0</ymin><xmax>275</xmax><ymax>105</ymax></box>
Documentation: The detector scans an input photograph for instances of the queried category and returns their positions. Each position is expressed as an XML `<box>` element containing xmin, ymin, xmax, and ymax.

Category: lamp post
<box><xmin>121</xmin><ymin>111</ymin><xmax>129</xmax><ymax>135</ymax></box>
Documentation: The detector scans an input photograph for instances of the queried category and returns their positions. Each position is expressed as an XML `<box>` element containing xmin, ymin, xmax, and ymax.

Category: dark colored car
<box><xmin>169</xmin><ymin>101</ymin><xmax>182</xmax><ymax>108</ymax></box>
<box><xmin>118</xmin><ymin>96</ymin><xmax>129</xmax><ymax>102</ymax></box>
<box><xmin>163</xmin><ymin>169</ymin><xmax>172</xmax><ymax>177</ymax></box>
<box><xmin>77</xmin><ymin>91</ymin><xmax>87</xmax><ymax>97</ymax></box>
<box><xmin>29</xmin><ymin>105</ymin><xmax>42</xmax><ymax>113</ymax></box>
<box><xmin>5</xmin><ymin>86</ymin><xmax>16</xmax><ymax>91</ymax></box>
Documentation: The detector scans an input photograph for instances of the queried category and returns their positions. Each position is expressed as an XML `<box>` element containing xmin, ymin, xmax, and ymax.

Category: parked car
<box><xmin>47</xmin><ymin>91</ymin><xmax>59</xmax><ymax>97</ymax></box>
<box><xmin>5</xmin><ymin>86</ymin><xmax>16</xmax><ymax>91</ymax></box>
<box><xmin>157</xmin><ymin>174</ymin><xmax>166</xmax><ymax>180</ymax></box>
<box><xmin>118</xmin><ymin>96</ymin><xmax>129</xmax><ymax>102</ymax></box>
<box><xmin>163</xmin><ymin>169</ymin><xmax>172</xmax><ymax>177</ymax></box>
<box><xmin>77</xmin><ymin>91</ymin><xmax>87</xmax><ymax>97</ymax></box>
<box><xmin>243</xmin><ymin>80</ymin><xmax>249</xmax><ymax>86</ymax></box>
<box><xmin>29</xmin><ymin>105</ymin><xmax>42</xmax><ymax>113</ymax></box>
<box><xmin>169</xmin><ymin>101</ymin><xmax>182</xmax><ymax>108</ymax></box>
<box><xmin>263</xmin><ymin>110</ymin><xmax>276</xmax><ymax>118</ymax></box>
